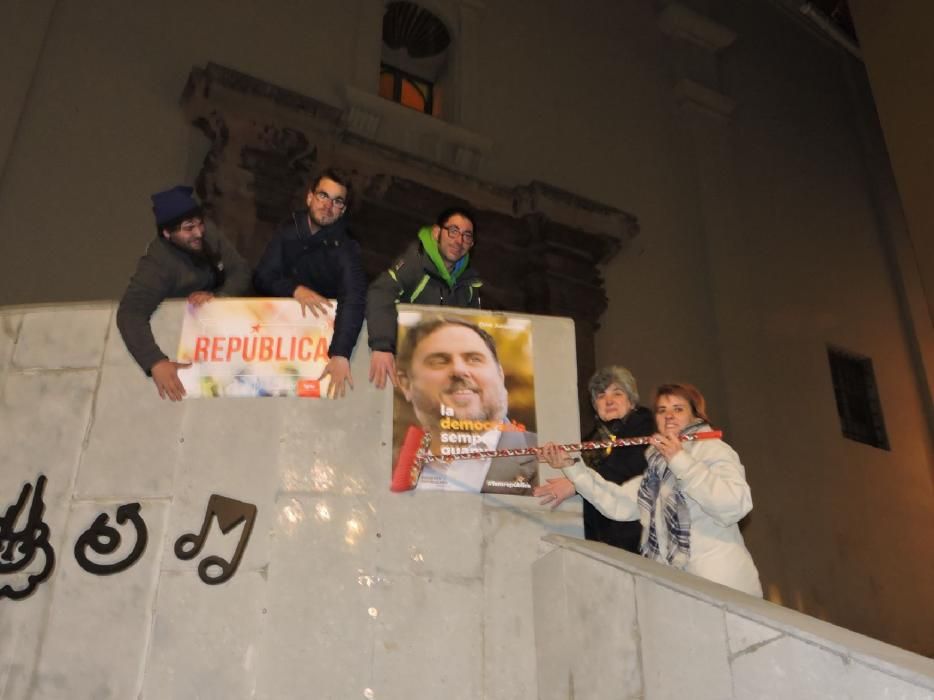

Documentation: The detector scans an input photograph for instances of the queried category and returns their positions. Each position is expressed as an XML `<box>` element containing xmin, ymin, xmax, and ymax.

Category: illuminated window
<box><xmin>827</xmin><ymin>346</ymin><xmax>889</xmax><ymax>450</ymax></box>
<box><xmin>379</xmin><ymin>63</ymin><xmax>435</xmax><ymax>115</ymax></box>
<box><xmin>380</xmin><ymin>2</ymin><xmax>450</xmax><ymax>117</ymax></box>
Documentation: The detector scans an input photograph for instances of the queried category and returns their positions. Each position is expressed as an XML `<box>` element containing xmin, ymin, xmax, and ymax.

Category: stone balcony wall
<box><xmin>3</xmin><ymin>301</ymin><xmax>931</xmax><ymax>699</ymax></box>
<box><xmin>0</xmin><ymin>300</ymin><xmax>582</xmax><ymax>699</ymax></box>
<box><xmin>533</xmin><ymin>535</ymin><xmax>934</xmax><ymax>699</ymax></box>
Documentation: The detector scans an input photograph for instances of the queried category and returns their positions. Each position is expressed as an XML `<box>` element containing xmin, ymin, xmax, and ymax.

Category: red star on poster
<box><xmin>251</xmin><ymin>323</ymin><xmax>261</xmax><ymax>333</ymax></box>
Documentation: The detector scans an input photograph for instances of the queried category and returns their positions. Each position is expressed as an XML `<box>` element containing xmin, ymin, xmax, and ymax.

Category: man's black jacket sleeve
<box><xmin>329</xmin><ymin>239</ymin><xmax>367</xmax><ymax>358</ymax></box>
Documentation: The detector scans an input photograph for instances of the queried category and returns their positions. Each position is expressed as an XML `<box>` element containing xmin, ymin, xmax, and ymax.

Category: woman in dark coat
<box><xmin>537</xmin><ymin>366</ymin><xmax>654</xmax><ymax>553</ymax></box>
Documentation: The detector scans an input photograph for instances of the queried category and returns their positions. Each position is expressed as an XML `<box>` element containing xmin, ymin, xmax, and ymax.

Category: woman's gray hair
<box><xmin>588</xmin><ymin>365</ymin><xmax>640</xmax><ymax>406</ymax></box>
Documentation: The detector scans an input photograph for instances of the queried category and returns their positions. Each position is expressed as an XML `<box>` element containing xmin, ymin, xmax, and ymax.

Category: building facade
<box><xmin>1</xmin><ymin>0</ymin><xmax>931</xmax><ymax>656</ymax></box>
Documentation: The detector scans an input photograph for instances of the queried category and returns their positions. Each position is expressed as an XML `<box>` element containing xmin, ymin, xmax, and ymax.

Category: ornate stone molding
<box><xmin>342</xmin><ymin>84</ymin><xmax>492</xmax><ymax>173</ymax></box>
<box><xmin>513</xmin><ymin>181</ymin><xmax>638</xmax><ymax>263</ymax></box>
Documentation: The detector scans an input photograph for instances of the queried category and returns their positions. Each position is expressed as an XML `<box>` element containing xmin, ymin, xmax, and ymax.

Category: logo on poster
<box><xmin>296</xmin><ymin>379</ymin><xmax>322</xmax><ymax>397</ymax></box>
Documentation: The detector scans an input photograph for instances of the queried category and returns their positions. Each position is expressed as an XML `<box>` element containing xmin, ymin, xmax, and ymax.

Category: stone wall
<box><xmin>534</xmin><ymin>535</ymin><xmax>934</xmax><ymax>700</ymax></box>
<box><xmin>0</xmin><ymin>300</ymin><xmax>583</xmax><ymax>699</ymax></box>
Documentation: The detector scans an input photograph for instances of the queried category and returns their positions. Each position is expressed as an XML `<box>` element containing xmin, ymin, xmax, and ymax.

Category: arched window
<box><xmin>379</xmin><ymin>2</ymin><xmax>450</xmax><ymax>116</ymax></box>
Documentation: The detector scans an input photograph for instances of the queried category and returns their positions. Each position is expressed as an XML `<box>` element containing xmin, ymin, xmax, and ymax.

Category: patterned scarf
<box><xmin>638</xmin><ymin>421</ymin><xmax>707</xmax><ymax>568</ymax></box>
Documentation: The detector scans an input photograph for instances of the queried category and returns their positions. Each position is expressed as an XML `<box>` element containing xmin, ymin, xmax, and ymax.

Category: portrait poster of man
<box><xmin>392</xmin><ymin>306</ymin><xmax>539</xmax><ymax>495</ymax></box>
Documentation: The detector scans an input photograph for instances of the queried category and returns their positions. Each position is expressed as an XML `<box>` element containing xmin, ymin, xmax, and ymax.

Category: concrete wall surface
<box><xmin>0</xmin><ymin>300</ymin><xmax>584</xmax><ymax>700</ymax></box>
<box><xmin>849</xmin><ymin>0</ymin><xmax>934</xmax><ymax>327</ymax></box>
<box><xmin>534</xmin><ymin>535</ymin><xmax>934</xmax><ymax>700</ymax></box>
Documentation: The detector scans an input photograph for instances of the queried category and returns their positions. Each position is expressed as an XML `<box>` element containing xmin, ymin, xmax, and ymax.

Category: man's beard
<box><xmin>309</xmin><ymin>208</ymin><xmax>338</xmax><ymax>229</ymax></box>
<box><xmin>175</xmin><ymin>238</ymin><xmax>212</xmax><ymax>260</ymax></box>
<box><xmin>171</xmin><ymin>238</ymin><xmax>204</xmax><ymax>256</ymax></box>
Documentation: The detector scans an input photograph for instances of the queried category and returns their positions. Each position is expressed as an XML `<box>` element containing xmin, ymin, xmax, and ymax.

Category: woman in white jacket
<box><xmin>537</xmin><ymin>383</ymin><xmax>762</xmax><ymax>597</ymax></box>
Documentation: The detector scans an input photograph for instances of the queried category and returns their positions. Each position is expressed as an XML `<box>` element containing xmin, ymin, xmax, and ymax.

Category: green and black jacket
<box><xmin>365</xmin><ymin>226</ymin><xmax>483</xmax><ymax>352</ymax></box>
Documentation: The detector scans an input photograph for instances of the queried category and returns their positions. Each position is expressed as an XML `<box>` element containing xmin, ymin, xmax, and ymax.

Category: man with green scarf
<box><xmin>366</xmin><ymin>207</ymin><xmax>484</xmax><ymax>388</ymax></box>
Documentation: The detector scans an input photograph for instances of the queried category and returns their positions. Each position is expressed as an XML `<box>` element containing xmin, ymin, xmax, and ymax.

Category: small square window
<box><xmin>827</xmin><ymin>346</ymin><xmax>889</xmax><ymax>450</ymax></box>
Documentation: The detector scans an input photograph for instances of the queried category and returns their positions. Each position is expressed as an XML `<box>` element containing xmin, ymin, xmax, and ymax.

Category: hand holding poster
<box><xmin>176</xmin><ymin>298</ymin><xmax>335</xmax><ymax>398</ymax></box>
<box><xmin>391</xmin><ymin>307</ymin><xmax>539</xmax><ymax>495</ymax></box>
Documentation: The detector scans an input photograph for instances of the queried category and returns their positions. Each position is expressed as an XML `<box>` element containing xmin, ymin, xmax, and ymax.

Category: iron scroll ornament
<box><xmin>73</xmin><ymin>502</ymin><xmax>148</xmax><ymax>576</ymax></box>
<box><xmin>174</xmin><ymin>494</ymin><xmax>257</xmax><ymax>585</ymax></box>
<box><xmin>0</xmin><ymin>475</ymin><xmax>55</xmax><ymax>600</ymax></box>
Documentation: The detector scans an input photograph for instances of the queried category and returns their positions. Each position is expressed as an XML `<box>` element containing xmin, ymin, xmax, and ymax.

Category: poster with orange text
<box><xmin>390</xmin><ymin>305</ymin><xmax>539</xmax><ymax>495</ymax></box>
<box><xmin>176</xmin><ymin>298</ymin><xmax>334</xmax><ymax>398</ymax></box>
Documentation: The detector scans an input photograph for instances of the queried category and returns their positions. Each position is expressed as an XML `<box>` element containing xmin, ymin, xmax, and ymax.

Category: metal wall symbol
<box><xmin>74</xmin><ymin>502</ymin><xmax>148</xmax><ymax>576</ymax></box>
<box><xmin>1</xmin><ymin>477</ymin><xmax>258</xmax><ymax>600</ymax></box>
<box><xmin>174</xmin><ymin>494</ymin><xmax>257</xmax><ymax>585</ymax></box>
<box><xmin>0</xmin><ymin>475</ymin><xmax>55</xmax><ymax>600</ymax></box>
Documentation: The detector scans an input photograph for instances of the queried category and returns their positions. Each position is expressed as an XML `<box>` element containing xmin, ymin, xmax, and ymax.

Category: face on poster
<box><xmin>392</xmin><ymin>306</ymin><xmax>540</xmax><ymax>495</ymax></box>
<box><xmin>176</xmin><ymin>298</ymin><xmax>335</xmax><ymax>398</ymax></box>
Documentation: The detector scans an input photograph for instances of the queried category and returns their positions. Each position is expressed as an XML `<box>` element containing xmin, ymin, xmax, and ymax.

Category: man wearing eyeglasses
<box><xmin>366</xmin><ymin>207</ymin><xmax>484</xmax><ymax>389</ymax></box>
<box><xmin>253</xmin><ymin>168</ymin><xmax>367</xmax><ymax>398</ymax></box>
<box><xmin>118</xmin><ymin>185</ymin><xmax>252</xmax><ymax>401</ymax></box>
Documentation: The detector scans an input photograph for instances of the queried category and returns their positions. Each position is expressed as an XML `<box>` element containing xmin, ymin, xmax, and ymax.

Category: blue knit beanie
<box><xmin>151</xmin><ymin>186</ymin><xmax>202</xmax><ymax>229</ymax></box>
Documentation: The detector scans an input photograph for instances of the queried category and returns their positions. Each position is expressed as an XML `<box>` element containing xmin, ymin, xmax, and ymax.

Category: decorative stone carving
<box><xmin>342</xmin><ymin>83</ymin><xmax>492</xmax><ymax>172</ymax></box>
<box><xmin>346</xmin><ymin>104</ymin><xmax>381</xmax><ymax>141</ymax></box>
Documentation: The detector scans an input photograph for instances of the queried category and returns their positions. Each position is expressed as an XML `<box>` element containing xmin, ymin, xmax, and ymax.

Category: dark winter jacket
<box><xmin>253</xmin><ymin>212</ymin><xmax>366</xmax><ymax>359</ymax></box>
<box><xmin>580</xmin><ymin>405</ymin><xmax>655</xmax><ymax>553</ymax></box>
<box><xmin>366</xmin><ymin>226</ymin><xmax>483</xmax><ymax>352</ymax></box>
<box><xmin>117</xmin><ymin>229</ymin><xmax>251</xmax><ymax>374</ymax></box>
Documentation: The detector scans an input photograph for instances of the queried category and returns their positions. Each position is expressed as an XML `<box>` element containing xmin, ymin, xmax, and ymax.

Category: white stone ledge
<box><xmin>2</xmin><ymin>299</ymin><xmax>586</xmax><ymax>699</ymax></box>
<box><xmin>540</xmin><ymin>533</ymin><xmax>934</xmax><ymax>693</ymax></box>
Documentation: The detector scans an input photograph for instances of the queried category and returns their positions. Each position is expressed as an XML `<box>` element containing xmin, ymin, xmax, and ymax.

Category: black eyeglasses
<box><xmin>313</xmin><ymin>190</ymin><xmax>347</xmax><ymax>210</ymax></box>
<box><xmin>442</xmin><ymin>225</ymin><xmax>474</xmax><ymax>244</ymax></box>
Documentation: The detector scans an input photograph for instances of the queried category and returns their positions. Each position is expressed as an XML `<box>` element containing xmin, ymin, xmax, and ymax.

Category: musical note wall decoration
<box><xmin>0</xmin><ymin>475</ymin><xmax>55</xmax><ymax>601</ymax></box>
<box><xmin>174</xmin><ymin>494</ymin><xmax>257</xmax><ymax>585</ymax></box>
<box><xmin>74</xmin><ymin>502</ymin><xmax>148</xmax><ymax>576</ymax></box>
<box><xmin>0</xmin><ymin>479</ymin><xmax>259</xmax><ymax>595</ymax></box>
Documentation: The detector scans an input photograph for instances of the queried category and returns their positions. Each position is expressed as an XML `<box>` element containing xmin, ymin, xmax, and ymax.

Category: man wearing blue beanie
<box><xmin>117</xmin><ymin>186</ymin><xmax>251</xmax><ymax>400</ymax></box>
